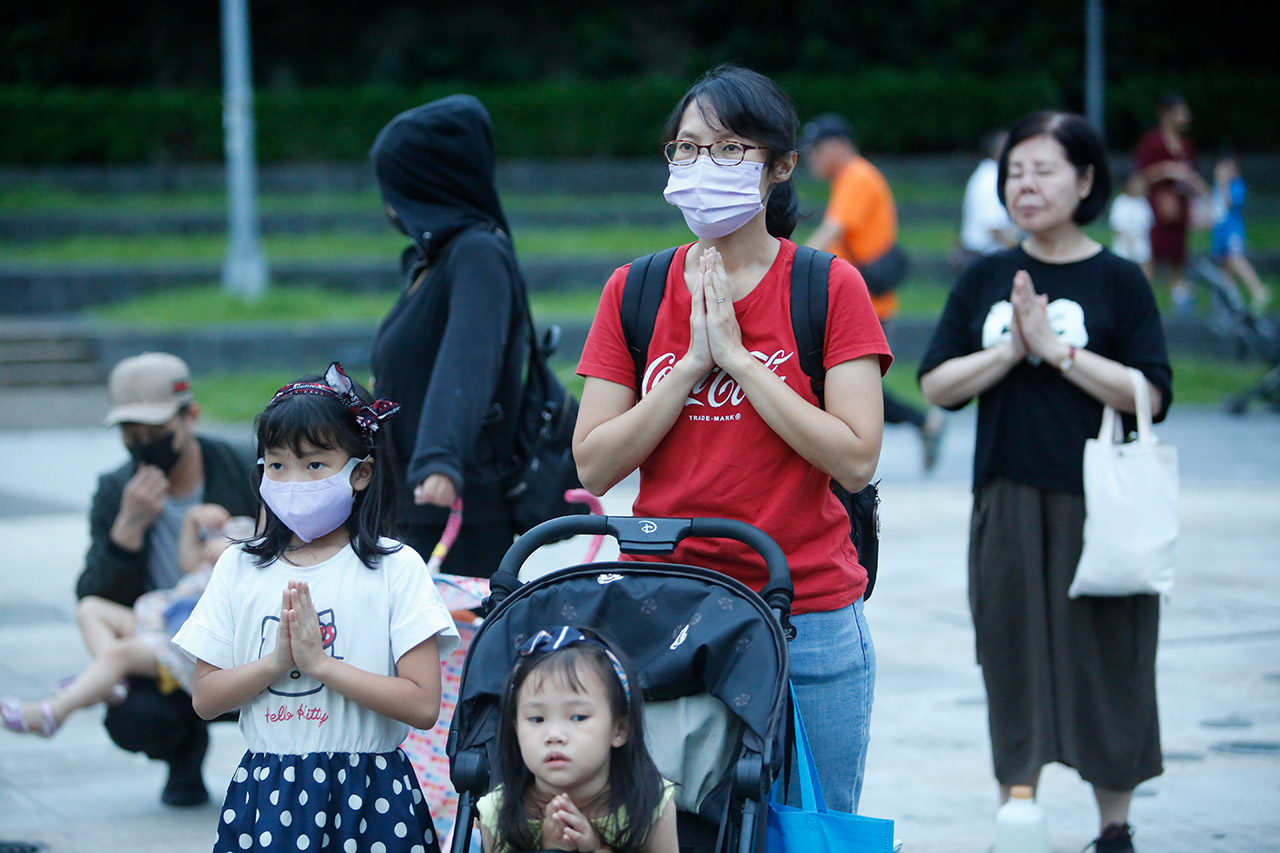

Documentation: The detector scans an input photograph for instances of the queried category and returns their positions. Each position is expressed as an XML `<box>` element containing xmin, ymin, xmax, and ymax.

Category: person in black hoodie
<box><xmin>369</xmin><ymin>95</ymin><xmax>527</xmax><ymax>578</ymax></box>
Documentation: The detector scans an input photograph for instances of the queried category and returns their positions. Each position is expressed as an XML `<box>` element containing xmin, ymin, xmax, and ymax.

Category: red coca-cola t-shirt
<box><xmin>577</xmin><ymin>240</ymin><xmax>891</xmax><ymax>614</ymax></box>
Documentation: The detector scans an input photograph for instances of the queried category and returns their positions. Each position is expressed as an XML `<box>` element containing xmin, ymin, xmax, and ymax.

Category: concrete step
<box><xmin>0</xmin><ymin>359</ymin><xmax>102</xmax><ymax>386</ymax></box>
<box><xmin>0</xmin><ymin>208</ymin><xmax>687</xmax><ymax>239</ymax></box>
<box><xmin>0</xmin><ymin>316</ymin><xmax>103</xmax><ymax>388</ymax></box>
<box><xmin>0</xmin><ymin>338</ymin><xmax>95</xmax><ymax>364</ymax></box>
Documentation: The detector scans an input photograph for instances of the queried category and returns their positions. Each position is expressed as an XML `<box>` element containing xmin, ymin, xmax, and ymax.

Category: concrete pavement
<box><xmin>1</xmin><ymin>406</ymin><xmax>1278</xmax><ymax>851</ymax></box>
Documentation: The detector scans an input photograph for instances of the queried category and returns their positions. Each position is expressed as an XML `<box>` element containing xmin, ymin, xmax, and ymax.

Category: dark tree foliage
<box><xmin>0</xmin><ymin>0</ymin><xmax>1271</xmax><ymax>88</ymax></box>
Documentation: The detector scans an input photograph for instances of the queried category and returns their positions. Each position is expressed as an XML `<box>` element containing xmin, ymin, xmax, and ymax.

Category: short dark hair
<box><xmin>663</xmin><ymin>64</ymin><xmax>799</xmax><ymax>239</ymax></box>
<box><xmin>799</xmin><ymin>112</ymin><xmax>855</xmax><ymax>150</ymax></box>
<box><xmin>997</xmin><ymin>111</ymin><xmax>1111</xmax><ymax>225</ymax></box>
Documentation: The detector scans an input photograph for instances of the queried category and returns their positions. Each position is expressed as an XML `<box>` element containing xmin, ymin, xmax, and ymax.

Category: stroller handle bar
<box><xmin>488</xmin><ymin>515</ymin><xmax>794</xmax><ymax>619</ymax></box>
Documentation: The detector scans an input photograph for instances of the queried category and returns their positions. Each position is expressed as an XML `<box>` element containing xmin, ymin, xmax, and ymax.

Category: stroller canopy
<box><xmin>450</xmin><ymin>561</ymin><xmax>790</xmax><ymax>791</ymax></box>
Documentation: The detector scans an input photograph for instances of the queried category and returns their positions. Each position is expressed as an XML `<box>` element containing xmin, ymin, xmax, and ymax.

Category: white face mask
<box><xmin>258</xmin><ymin>456</ymin><xmax>366</xmax><ymax>544</ymax></box>
<box><xmin>663</xmin><ymin>157</ymin><xmax>765</xmax><ymax>239</ymax></box>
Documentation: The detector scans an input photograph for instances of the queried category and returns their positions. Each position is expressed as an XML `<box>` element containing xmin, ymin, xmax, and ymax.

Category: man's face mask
<box><xmin>127</xmin><ymin>430</ymin><xmax>181</xmax><ymax>474</ymax></box>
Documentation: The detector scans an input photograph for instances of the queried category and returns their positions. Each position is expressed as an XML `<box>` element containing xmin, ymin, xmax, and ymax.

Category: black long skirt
<box><xmin>968</xmin><ymin>478</ymin><xmax>1163</xmax><ymax>791</ymax></box>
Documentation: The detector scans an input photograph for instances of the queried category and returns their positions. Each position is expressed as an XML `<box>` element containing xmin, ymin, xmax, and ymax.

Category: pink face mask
<box><xmin>258</xmin><ymin>456</ymin><xmax>366</xmax><ymax>543</ymax></box>
<box><xmin>663</xmin><ymin>157</ymin><xmax>765</xmax><ymax>239</ymax></box>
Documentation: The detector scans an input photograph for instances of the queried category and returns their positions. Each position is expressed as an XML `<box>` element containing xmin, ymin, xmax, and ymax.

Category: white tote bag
<box><xmin>1069</xmin><ymin>367</ymin><xmax>1179</xmax><ymax>598</ymax></box>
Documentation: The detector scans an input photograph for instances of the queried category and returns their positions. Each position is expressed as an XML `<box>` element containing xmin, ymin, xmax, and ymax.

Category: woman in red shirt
<box><xmin>574</xmin><ymin>65</ymin><xmax>890</xmax><ymax>814</ymax></box>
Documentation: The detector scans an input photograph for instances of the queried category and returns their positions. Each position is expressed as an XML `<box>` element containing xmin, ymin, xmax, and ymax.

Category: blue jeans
<box><xmin>785</xmin><ymin>598</ymin><xmax>876</xmax><ymax>813</ymax></box>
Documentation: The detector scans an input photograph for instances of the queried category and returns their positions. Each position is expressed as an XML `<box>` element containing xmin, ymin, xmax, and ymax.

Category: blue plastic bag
<box><xmin>765</xmin><ymin>684</ymin><xmax>895</xmax><ymax>852</ymax></box>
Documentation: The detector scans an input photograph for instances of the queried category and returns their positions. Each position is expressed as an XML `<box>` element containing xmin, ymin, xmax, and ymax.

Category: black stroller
<box><xmin>1188</xmin><ymin>256</ymin><xmax>1280</xmax><ymax>413</ymax></box>
<box><xmin>446</xmin><ymin>515</ymin><xmax>794</xmax><ymax>853</ymax></box>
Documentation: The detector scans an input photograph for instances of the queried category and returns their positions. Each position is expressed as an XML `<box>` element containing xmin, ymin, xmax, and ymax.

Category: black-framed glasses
<box><xmin>664</xmin><ymin>139</ymin><xmax>763</xmax><ymax>167</ymax></box>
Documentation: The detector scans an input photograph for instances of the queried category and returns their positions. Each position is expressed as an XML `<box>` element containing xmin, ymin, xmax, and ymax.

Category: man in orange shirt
<box><xmin>802</xmin><ymin>113</ymin><xmax>944</xmax><ymax>472</ymax></box>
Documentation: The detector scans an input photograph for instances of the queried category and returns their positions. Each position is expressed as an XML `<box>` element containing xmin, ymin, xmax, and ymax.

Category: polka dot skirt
<box><xmin>215</xmin><ymin>749</ymin><xmax>440</xmax><ymax>853</ymax></box>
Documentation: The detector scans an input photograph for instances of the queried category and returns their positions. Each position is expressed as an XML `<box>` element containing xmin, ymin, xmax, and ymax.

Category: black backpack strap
<box><xmin>621</xmin><ymin>246</ymin><xmax>678</xmax><ymax>391</ymax></box>
<box><xmin>790</xmin><ymin>246</ymin><xmax>880</xmax><ymax>600</ymax></box>
<box><xmin>789</xmin><ymin>245</ymin><xmax>835</xmax><ymax>405</ymax></box>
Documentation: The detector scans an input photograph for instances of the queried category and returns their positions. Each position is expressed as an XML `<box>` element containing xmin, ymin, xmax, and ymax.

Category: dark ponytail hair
<box><xmin>245</xmin><ymin>373</ymin><xmax>401</xmax><ymax>569</ymax></box>
<box><xmin>663</xmin><ymin>64</ymin><xmax>799</xmax><ymax>238</ymax></box>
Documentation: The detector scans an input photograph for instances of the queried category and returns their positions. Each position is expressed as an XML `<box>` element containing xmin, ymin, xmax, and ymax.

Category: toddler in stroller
<box><xmin>447</xmin><ymin>515</ymin><xmax>794</xmax><ymax>853</ymax></box>
<box><xmin>477</xmin><ymin>625</ymin><xmax>677</xmax><ymax>852</ymax></box>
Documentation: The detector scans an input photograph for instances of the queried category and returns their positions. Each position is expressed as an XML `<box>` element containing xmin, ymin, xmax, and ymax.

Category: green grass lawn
<box><xmin>88</xmin><ymin>280</ymin><xmax>1275</xmax><ymax>420</ymax></box>
<box><xmin>192</xmin><ymin>362</ymin><xmax>593</xmax><ymax>425</ymax></box>
<box><xmin>32</xmin><ymin>169</ymin><xmax>1279</xmax><ymax>422</ymax></box>
<box><xmin>189</xmin><ymin>353</ymin><xmax>1270</xmax><ymax>425</ymax></box>
<box><xmin>8</xmin><ymin>170</ymin><xmax>1279</xmax><ymax>281</ymax></box>
<box><xmin>89</xmin><ymin>284</ymin><xmax>396</xmax><ymax>326</ymax></box>
<box><xmin>0</xmin><ymin>219</ymin><xmax>964</xmax><ymax>265</ymax></box>
<box><xmin>0</xmin><ymin>224</ymin><xmax>701</xmax><ymax>265</ymax></box>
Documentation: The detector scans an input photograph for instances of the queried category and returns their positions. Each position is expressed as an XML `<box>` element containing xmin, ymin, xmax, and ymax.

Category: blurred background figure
<box><xmin>2</xmin><ymin>512</ymin><xmax>251</xmax><ymax>741</ymax></box>
<box><xmin>1210</xmin><ymin>149</ymin><xmax>1271</xmax><ymax>314</ymax></box>
<box><xmin>1109</xmin><ymin>170</ymin><xmax>1155</xmax><ymax>274</ymax></box>
<box><xmin>959</xmin><ymin>130</ymin><xmax>1020</xmax><ymax>262</ymax></box>
<box><xmin>801</xmin><ymin>112</ymin><xmax>945</xmax><ymax>472</ymax></box>
<box><xmin>1135</xmin><ymin>91</ymin><xmax>1210</xmax><ymax>315</ymax></box>
<box><xmin>73</xmin><ymin>353</ymin><xmax>257</xmax><ymax>807</ymax></box>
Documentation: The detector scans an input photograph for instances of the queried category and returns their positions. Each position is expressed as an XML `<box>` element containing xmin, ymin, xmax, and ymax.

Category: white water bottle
<box><xmin>993</xmin><ymin>785</ymin><xmax>1050</xmax><ymax>853</ymax></box>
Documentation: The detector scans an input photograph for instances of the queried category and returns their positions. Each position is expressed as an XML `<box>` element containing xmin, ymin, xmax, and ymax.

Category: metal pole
<box><xmin>1085</xmin><ymin>0</ymin><xmax>1105</xmax><ymax>140</ymax></box>
<box><xmin>220</xmin><ymin>0</ymin><xmax>268</xmax><ymax>301</ymax></box>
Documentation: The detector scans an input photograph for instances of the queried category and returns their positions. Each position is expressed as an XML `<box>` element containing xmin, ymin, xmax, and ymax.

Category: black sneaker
<box><xmin>161</xmin><ymin>725</ymin><xmax>209</xmax><ymax>807</ymax></box>
<box><xmin>1084</xmin><ymin>823</ymin><xmax>1135</xmax><ymax>853</ymax></box>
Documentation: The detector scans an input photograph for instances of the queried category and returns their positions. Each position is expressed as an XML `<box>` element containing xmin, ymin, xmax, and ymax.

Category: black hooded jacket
<box><xmin>369</xmin><ymin>95</ymin><xmax>528</xmax><ymax>528</ymax></box>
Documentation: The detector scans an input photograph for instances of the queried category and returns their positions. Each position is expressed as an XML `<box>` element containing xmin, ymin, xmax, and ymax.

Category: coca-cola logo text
<box><xmin>642</xmin><ymin>349</ymin><xmax>795</xmax><ymax>410</ymax></box>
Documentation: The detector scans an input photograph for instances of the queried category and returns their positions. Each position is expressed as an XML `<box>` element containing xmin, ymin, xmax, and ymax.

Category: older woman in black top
<box><xmin>919</xmin><ymin>112</ymin><xmax>1171</xmax><ymax>853</ymax></box>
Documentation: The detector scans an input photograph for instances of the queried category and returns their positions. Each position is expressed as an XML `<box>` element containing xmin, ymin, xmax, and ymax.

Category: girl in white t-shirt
<box><xmin>174</xmin><ymin>362</ymin><xmax>458</xmax><ymax>853</ymax></box>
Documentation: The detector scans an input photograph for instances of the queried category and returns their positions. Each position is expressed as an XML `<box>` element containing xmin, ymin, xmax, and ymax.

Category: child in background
<box><xmin>173</xmin><ymin>362</ymin><xmax>459</xmax><ymax>853</ymax></box>
<box><xmin>1109</xmin><ymin>171</ymin><xmax>1155</xmax><ymax>277</ymax></box>
<box><xmin>1211</xmin><ymin>151</ymin><xmax>1271</xmax><ymax>313</ymax></box>
<box><xmin>2</xmin><ymin>507</ymin><xmax>252</xmax><ymax>737</ymax></box>
<box><xmin>479</xmin><ymin>626</ymin><xmax>677</xmax><ymax>853</ymax></box>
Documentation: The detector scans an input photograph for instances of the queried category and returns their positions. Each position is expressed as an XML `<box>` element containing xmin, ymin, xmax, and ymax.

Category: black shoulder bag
<box><xmin>501</xmin><ymin>252</ymin><xmax>587</xmax><ymax>534</ymax></box>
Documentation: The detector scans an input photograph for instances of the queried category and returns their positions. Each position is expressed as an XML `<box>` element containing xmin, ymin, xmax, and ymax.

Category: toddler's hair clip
<box><xmin>270</xmin><ymin>362</ymin><xmax>400</xmax><ymax>442</ymax></box>
<box><xmin>518</xmin><ymin>626</ymin><xmax>631</xmax><ymax>706</ymax></box>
